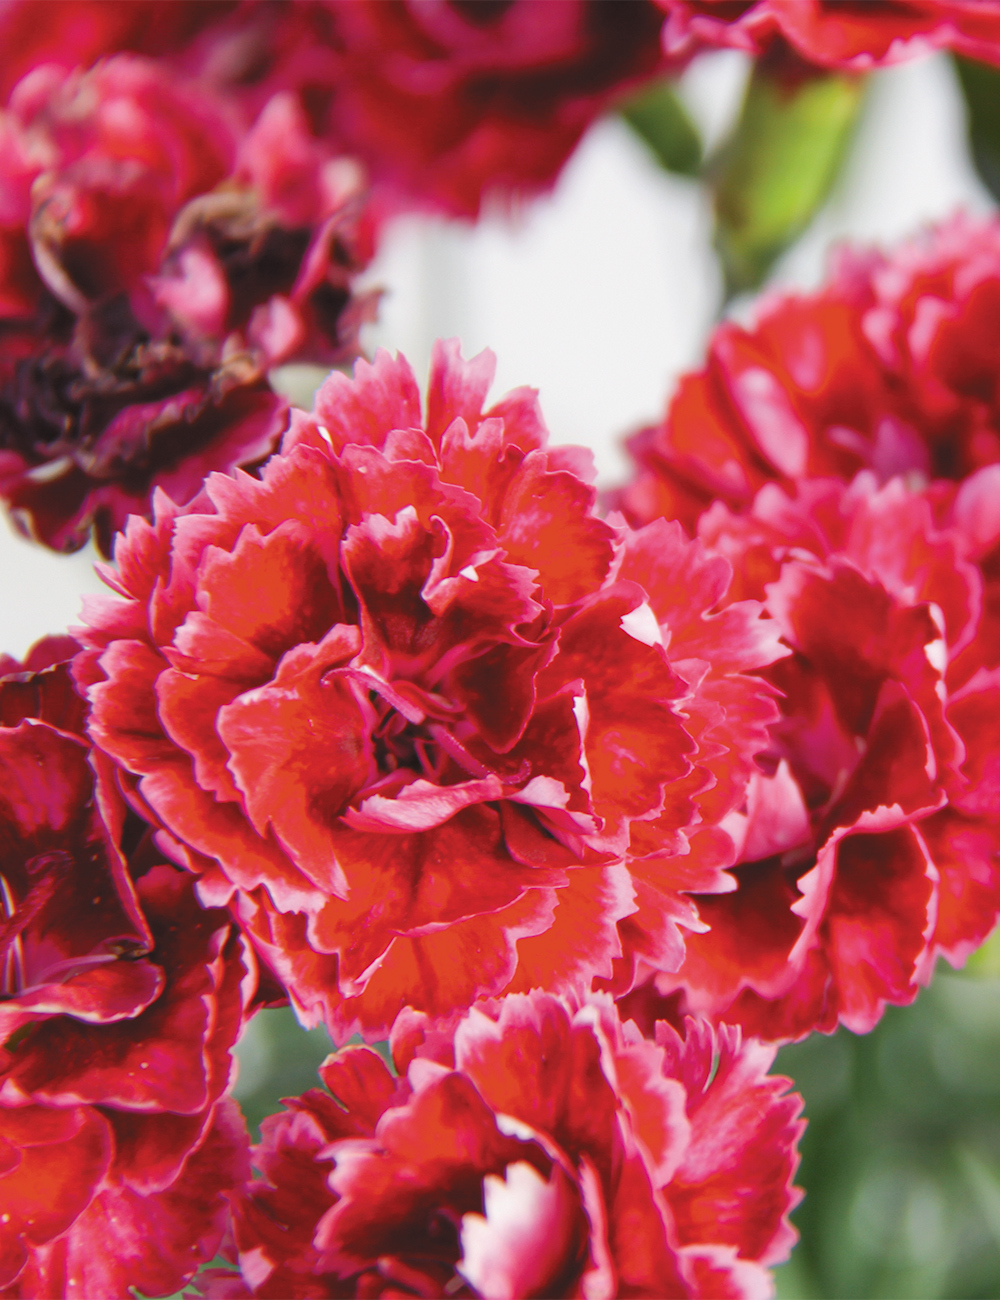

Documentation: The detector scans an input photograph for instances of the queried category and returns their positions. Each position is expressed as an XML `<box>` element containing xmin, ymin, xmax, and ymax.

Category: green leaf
<box><xmin>711</xmin><ymin>61</ymin><xmax>867</xmax><ymax>297</ymax></box>
<box><xmin>963</xmin><ymin>924</ymin><xmax>1000</xmax><ymax>977</ymax></box>
<box><xmin>958</xmin><ymin>1147</ymin><xmax>1000</xmax><ymax>1252</ymax></box>
<box><xmin>621</xmin><ymin>78</ymin><xmax>702</xmax><ymax>177</ymax></box>
<box><xmin>953</xmin><ymin>54</ymin><xmax>1000</xmax><ymax>204</ymax></box>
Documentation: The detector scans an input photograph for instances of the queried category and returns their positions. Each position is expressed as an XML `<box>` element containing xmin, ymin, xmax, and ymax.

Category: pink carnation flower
<box><xmin>204</xmin><ymin>992</ymin><xmax>803</xmax><ymax>1299</ymax></box>
<box><xmin>76</xmin><ymin>341</ymin><xmax>784</xmax><ymax>1039</ymax></box>
<box><xmin>0</xmin><ymin>54</ymin><xmax>372</xmax><ymax>555</ymax></box>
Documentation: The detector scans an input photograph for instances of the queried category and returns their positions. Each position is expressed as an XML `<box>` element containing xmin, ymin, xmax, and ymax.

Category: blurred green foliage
<box><xmin>620</xmin><ymin>61</ymin><xmax>867</xmax><ymax>299</ymax></box>
<box><xmin>774</xmin><ymin>962</ymin><xmax>1000</xmax><ymax>1300</ymax></box>
<box><xmin>710</xmin><ymin>62</ymin><xmax>866</xmax><ymax>297</ymax></box>
<box><xmin>953</xmin><ymin>55</ymin><xmax>1000</xmax><ymax>205</ymax></box>
<box><xmin>621</xmin><ymin>78</ymin><xmax>703</xmax><ymax>178</ymax></box>
<box><xmin>234</xmin><ymin>1005</ymin><xmax>335</xmax><ymax>1140</ymax></box>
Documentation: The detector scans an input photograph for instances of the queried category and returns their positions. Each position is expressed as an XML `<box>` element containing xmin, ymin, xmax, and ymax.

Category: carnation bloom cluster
<box><xmin>0</xmin><ymin>345</ymin><xmax>809</xmax><ymax>1298</ymax></box>
<box><xmin>5</xmin><ymin>4</ymin><xmax>1000</xmax><ymax>1298</ymax></box>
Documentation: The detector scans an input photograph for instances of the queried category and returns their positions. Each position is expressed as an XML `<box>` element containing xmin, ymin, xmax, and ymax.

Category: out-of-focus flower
<box><xmin>0</xmin><ymin>641</ymin><xmax>251</xmax><ymax>1297</ymax></box>
<box><xmin>203</xmin><ymin>991</ymin><xmax>803</xmax><ymax>1299</ymax></box>
<box><xmin>0</xmin><ymin>54</ymin><xmax>373</xmax><ymax>556</ymax></box>
<box><xmin>0</xmin><ymin>0</ymin><xmax>239</xmax><ymax>99</ymax></box>
<box><xmin>75</xmin><ymin>341</ymin><xmax>784</xmax><ymax>1039</ymax></box>
<box><xmin>1</xmin><ymin>2</ymin><xmax>676</xmax><ymax>219</ymax></box>
<box><xmin>620</xmin><ymin>215</ymin><xmax>1000</xmax><ymax>534</ymax></box>
<box><xmin>182</xmin><ymin>0</ymin><xmax>670</xmax><ymax>219</ymax></box>
<box><xmin>657</xmin><ymin>0</ymin><xmax>1000</xmax><ymax>70</ymax></box>
<box><xmin>624</xmin><ymin>473</ymin><xmax>1000</xmax><ymax>1040</ymax></box>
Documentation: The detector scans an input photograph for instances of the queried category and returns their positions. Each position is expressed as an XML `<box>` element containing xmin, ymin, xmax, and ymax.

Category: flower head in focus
<box><xmin>76</xmin><ymin>341</ymin><xmax>785</xmax><ymax>1039</ymax></box>
<box><xmin>620</xmin><ymin>214</ymin><xmax>1000</xmax><ymax>534</ymax></box>
<box><xmin>0</xmin><ymin>639</ymin><xmax>251</xmax><ymax>1297</ymax></box>
<box><xmin>0</xmin><ymin>53</ymin><xmax>374</xmax><ymax>556</ymax></box>
<box><xmin>624</xmin><ymin>473</ymin><xmax>1000</xmax><ymax>1040</ymax></box>
<box><xmin>203</xmin><ymin>992</ymin><xmax>802</xmax><ymax>1299</ymax></box>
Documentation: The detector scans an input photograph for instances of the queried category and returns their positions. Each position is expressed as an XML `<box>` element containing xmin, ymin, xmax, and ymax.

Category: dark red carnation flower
<box><xmin>0</xmin><ymin>643</ymin><xmax>251</xmax><ymax>1296</ymax></box>
<box><xmin>321</xmin><ymin>0</ymin><xmax>671</xmax><ymax>217</ymax></box>
<box><xmin>0</xmin><ymin>634</ymin><xmax>87</xmax><ymax>733</ymax></box>
<box><xmin>1</xmin><ymin>2</ymin><xmax>673</xmax><ymax>219</ymax></box>
<box><xmin>0</xmin><ymin>53</ymin><xmax>373</xmax><ymax>556</ymax></box>
<box><xmin>200</xmin><ymin>992</ymin><xmax>802</xmax><ymax>1299</ymax></box>
<box><xmin>76</xmin><ymin>341</ymin><xmax>785</xmax><ymax>1039</ymax></box>
<box><xmin>0</xmin><ymin>0</ymin><xmax>239</xmax><ymax>99</ymax></box>
<box><xmin>177</xmin><ymin>0</ymin><xmax>670</xmax><ymax>219</ymax></box>
<box><xmin>657</xmin><ymin>0</ymin><xmax>1000</xmax><ymax>69</ymax></box>
<box><xmin>619</xmin><ymin>215</ymin><xmax>1000</xmax><ymax>534</ymax></box>
<box><xmin>624</xmin><ymin>472</ymin><xmax>1000</xmax><ymax>1041</ymax></box>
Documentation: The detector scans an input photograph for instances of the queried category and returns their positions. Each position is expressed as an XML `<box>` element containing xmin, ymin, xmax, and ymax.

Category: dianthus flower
<box><xmin>75</xmin><ymin>341</ymin><xmax>785</xmax><ymax>1039</ymax></box>
<box><xmin>0</xmin><ymin>53</ymin><xmax>372</xmax><ymax>555</ymax></box>
<box><xmin>177</xmin><ymin>0</ymin><xmax>670</xmax><ymax>219</ymax></box>
<box><xmin>620</xmin><ymin>214</ymin><xmax>1000</xmax><ymax>534</ymax></box>
<box><xmin>197</xmin><ymin>991</ymin><xmax>802</xmax><ymax>1299</ymax></box>
<box><xmin>623</xmin><ymin>472</ymin><xmax>1000</xmax><ymax>1041</ymax></box>
<box><xmin>0</xmin><ymin>640</ymin><xmax>251</xmax><ymax>1297</ymax></box>
<box><xmin>621</xmin><ymin>213</ymin><xmax>1000</xmax><ymax>707</ymax></box>
<box><xmin>0</xmin><ymin>0</ymin><xmax>673</xmax><ymax>221</ymax></box>
<box><xmin>0</xmin><ymin>0</ymin><xmax>238</xmax><ymax>99</ymax></box>
<box><xmin>657</xmin><ymin>0</ymin><xmax>1000</xmax><ymax>69</ymax></box>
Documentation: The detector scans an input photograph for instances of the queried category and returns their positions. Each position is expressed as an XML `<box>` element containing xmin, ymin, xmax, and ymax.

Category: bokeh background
<box><xmin>11</xmin><ymin>49</ymin><xmax>1000</xmax><ymax>1300</ymax></box>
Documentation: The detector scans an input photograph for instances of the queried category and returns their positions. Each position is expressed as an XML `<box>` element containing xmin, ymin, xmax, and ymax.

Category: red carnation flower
<box><xmin>1</xmin><ymin>1</ymin><xmax>672</xmax><ymax>220</ymax></box>
<box><xmin>0</xmin><ymin>0</ymin><xmax>238</xmax><ymax>99</ymax></box>
<box><xmin>620</xmin><ymin>214</ymin><xmax>1000</xmax><ymax>534</ymax></box>
<box><xmin>178</xmin><ymin>0</ymin><xmax>669</xmax><ymax>219</ymax></box>
<box><xmin>626</xmin><ymin>472</ymin><xmax>1000</xmax><ymax>1041</ymax></box>
<box><xmin>657</xmin><ymin>0</ymin><xmax>1000</xmax><ymax>70</ymax></box>
<box><xmin>201</xmin><ymin>991</ymin><xmax>802</xmax><ymax>1299</ymax></box>
<box><xmin>76</xmin><ymin>341</ymin><xmax>784</xmax><ymax>1038</ymax></box>
<box><xmin>620</xmin><ymin>214</ymin><xmax>1000</xmax><ymax>705</ymax></box>
<box><xmin>0</xmin><ymin>53</ymin><xmax>373</xmax><ymax>555</ymax></box>
<box><xmin>0</xmin><ymin>643</ymin><xmax>251</xmax><ymax>1297</ymax></box>
<box><xmin>599</xmin><ymin>513</ymin><xmax>789</xmax><ymax>1000</ymax></box>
